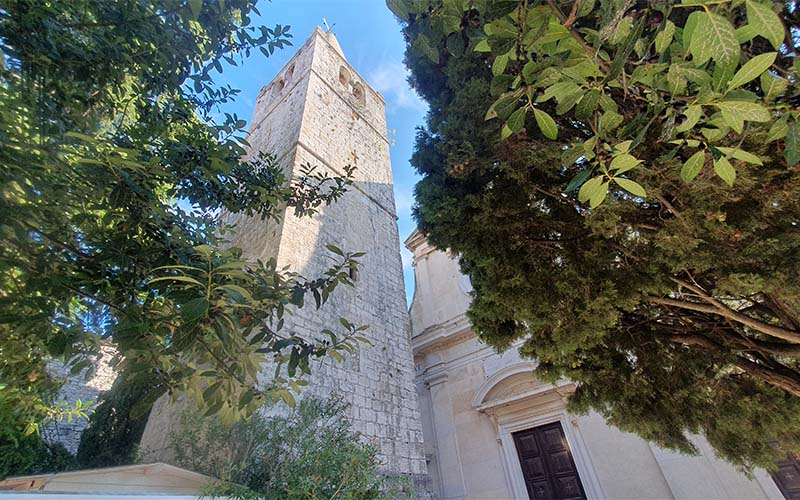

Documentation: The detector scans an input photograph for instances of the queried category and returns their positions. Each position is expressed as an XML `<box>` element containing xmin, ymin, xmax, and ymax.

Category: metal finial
<box><xmin>322</xmin><ymin>17</ymin><xmax>335</xmax><ymax>32</ymax></box>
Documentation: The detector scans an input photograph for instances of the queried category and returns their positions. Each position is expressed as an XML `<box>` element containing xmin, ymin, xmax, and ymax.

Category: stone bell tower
<box><xmin>142</xmin><ymin>28</ymin><xmax>429</xmax><ymax>486</ymax></box>
<box><xmin>235</xmin><ymin>26</ymin><xmax>428</xmax><ymax>482</ymax></box>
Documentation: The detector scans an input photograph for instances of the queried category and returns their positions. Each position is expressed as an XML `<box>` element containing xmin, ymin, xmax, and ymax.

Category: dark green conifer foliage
<box><xmin>394</xmin><ymin>0</ymin><xmax>800</xmax><ymax>469</ymax></box>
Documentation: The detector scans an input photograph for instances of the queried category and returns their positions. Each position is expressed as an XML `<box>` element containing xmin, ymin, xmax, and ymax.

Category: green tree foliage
<box><xmin>0</xmin><ymin>386</ymin><xmax>78</xmax><ymax>477</ymax></box>
<box><xmin>171</xmin><ymin>396</ymin><xmax>407</xmax><ymax>500</ymax></box>
<box><xmin>0</xmin><ymin>439</ymin><xmax>77</xmax><ymax>479</ymax></box>
<box><xmin>393</xmin><ymin>0</ymin><xmax>800</xmax><ymax>469</ymax></box>
<box><xmin>0</xmin><ymin>0</ymin><xmax>367</xmax><ymax>454</ymax></box>
<box><xmin>0</xmin><ymin>380</ymin><xmax>90</xmax><ymax>476</ymax></box>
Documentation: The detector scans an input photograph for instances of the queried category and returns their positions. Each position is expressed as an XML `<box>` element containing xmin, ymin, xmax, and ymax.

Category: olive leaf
<box><xmin>727</xmin><ymin>52</ymin><xmax>776</xmax><ymax>91</ymax></box>
<box><xmin>681</xmin><ymin>150</ymin><xmax>706</xmax><ymax>182</ymax></box>
<box><xmin>714</xmin><ymin>156</ymin><xmax>736</xmax><ymax>186</ymax></box>
<box><xmin>655</xmin><ymin>21</ymin><xmax>675</xmax><ymax>54</ymax></box>
<box><xmin>746</xmin><ymin>0</ymin><xmax>785</xmax><ymax>50</ymax></box>
<box><xmin>533</xmin><ymin>108</ymin><xmax>558</xmax><ymax>140</ymax></box>
<box><xmin>614</xmin><ymin>177</ymin><xmax>646</xmax><ymax>198</ymax></box>
<box><xmin>786</xmin><ymin>121</ymin><xmax>800</xmax><ymax>167</ymax></box>
<box><xmin>690</xmin><ymin>12</ymin><xmax>739</xmax><ymax>68</ymax></box>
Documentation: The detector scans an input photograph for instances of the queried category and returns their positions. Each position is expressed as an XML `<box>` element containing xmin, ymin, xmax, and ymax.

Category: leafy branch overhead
<box><xmin>394</xmin><ymin>0</ymin><xmax>797</xmax><ymax>205</ymax></box>
<box><xmin>0</xmin><ymin>0</ymin><xmax>365</xmax><ymax>456</ymax></box>
<box><xmin>144</xmin><ymin>245</ymin><xmax>367</xmax><ymax>419</ymax></box>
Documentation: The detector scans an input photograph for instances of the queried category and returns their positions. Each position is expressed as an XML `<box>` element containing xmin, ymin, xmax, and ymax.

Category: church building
<box><xmin>140</xmin><ymin>27</ymin><xmax>430</xmax><ymax>493</ymax></box>
<box><xmin>406</xmin><ymin>230</ymin><xmax>794</xmax><ymax>499</ymax></box>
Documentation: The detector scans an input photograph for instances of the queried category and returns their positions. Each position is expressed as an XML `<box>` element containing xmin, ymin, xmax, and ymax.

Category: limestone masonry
<box><xmin>140</xmin><ymin>27</ymin><xmax>429</xmax><ymax>485</ymax></box>
<box><xmin>43</xmin><ymin>345</ymin><xmax>117</xmax><ymax>454</ymax></box>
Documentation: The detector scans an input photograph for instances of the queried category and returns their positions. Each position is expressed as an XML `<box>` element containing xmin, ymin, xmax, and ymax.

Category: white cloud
<box><xmin>394</xmin><ymin>190</ymin><xmax>414</xmax><ymax>219</ymax></box>
<box><xmin>401</xmin><ymin>247</ymin><xmax>414</xmax><ymax>272</ymax></box>
<box><xmin>367</xmin><ymin>62</ymin><xmax>427</xmax><ymax>113</ymax></box>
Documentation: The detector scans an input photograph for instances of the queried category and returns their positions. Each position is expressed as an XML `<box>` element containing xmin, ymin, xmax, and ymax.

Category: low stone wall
<box><xmin>42</xmin><ymin>345</ymin><xmax>118</xmax><ymax>454</ymax></box>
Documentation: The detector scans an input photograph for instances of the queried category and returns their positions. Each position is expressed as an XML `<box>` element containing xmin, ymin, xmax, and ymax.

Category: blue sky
<box><xmin>215</xmin><ymin>0</ymin><xmax>426</xmax><ymax>303</ymax></box>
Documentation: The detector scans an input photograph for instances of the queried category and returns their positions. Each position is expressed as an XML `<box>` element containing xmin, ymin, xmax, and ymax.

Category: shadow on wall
<box><xmin>250</xmin><ymin>176</ymin><xmax>423</xmax><ymax>475</ymax></box>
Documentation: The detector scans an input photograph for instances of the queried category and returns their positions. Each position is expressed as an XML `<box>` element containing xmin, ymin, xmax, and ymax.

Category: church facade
<box><xmin>406</xmin><ymin>230</ymin><xmax>791</xmax><ymax>500</ymax></box>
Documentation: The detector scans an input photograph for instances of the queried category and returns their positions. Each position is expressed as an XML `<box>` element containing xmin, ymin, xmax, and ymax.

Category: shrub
<box><xmin>0</xmin><ymin>435</ymin><xmax>77</xmax><ymax>479</ymax></box>
<box><xmin>170</xmin><ymin>395</ymin><xmax>399</xmax><ymax>499</ymax></box>
<box><xmin>0</xmin><ymin>386</ymin><xmax>77</xmax><ymax>478</ymax></box>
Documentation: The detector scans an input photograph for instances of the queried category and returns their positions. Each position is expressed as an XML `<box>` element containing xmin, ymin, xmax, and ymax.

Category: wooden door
<box><xmin>512</xmin><ymin>422</ymin><xmax>587</xmax><ymax>500</ymax></box>
<box><xmin>772</xmin><ymin>453</ymin><xmax>800</xmax><ymax>499</ymax></box>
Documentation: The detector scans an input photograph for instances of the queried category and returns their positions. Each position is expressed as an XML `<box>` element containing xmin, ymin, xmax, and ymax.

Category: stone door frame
<box><xmin>473</xmin><ymin>363</ymin><xmax>604</xmax><ymax>499</ymax></box>
<box><xmin>496</xmin><ymin>407</ymin><xmax>604</xmax><ymax>499</ymax></box>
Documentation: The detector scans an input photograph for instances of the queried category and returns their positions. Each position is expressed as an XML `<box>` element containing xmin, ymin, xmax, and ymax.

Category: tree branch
<box><xmin>64</xmin><ymin>284</ymin><xmax>126</xmax><ymax>317</ymax></box>
<box><xmin>652</xmin><ymin>296</ymin><xmax>800</xmax><ymax>343</ymax></box>
<box><xmin>764</xmin><ymin>291</ymin><xmax>800</xmax><ymax>330</ymax></box>
<box><xmin>733</xmin><ymin>357</ymin><xmax>800</xmax><ymax>398</ymax></box>
<box><xmin>564</xmin><ymin>0</ymin><xmax>581</xmax><ymax>28</ymax></box>
<box><xmin>196</xmin><ymin>336</ymin><xmax>262</xmax><ymax>397</ymax></box>
<box><xmin>544</xmin><ymin>0</ymin><xmax>609</xmax><ymax>72</ymax></box>
<box><xmin>657</xmin><ymin>277</ymin><xmax>800</xmax><ymax>344</ymax></box>
<box><xmin>654</xmin><ymin>194</ymin><xmax>691</xmax><ymax>231</ymax></box>
<box><xmin>701</xmin><ymin>322</ymin><xmax>800</xmax><ymax>357</ymax></box>
<box><xmin>665</xmin><ymin>334</ymin><xmax>800</xmax><ymax>397</ymax></box>
<box><xmin>19</xmin><ymin>220</ymin><xmax>93</xmax><ymax>259</ymax></box>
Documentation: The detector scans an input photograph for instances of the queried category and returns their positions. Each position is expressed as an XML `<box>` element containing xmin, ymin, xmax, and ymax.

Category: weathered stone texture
<box><xmin>42</xmin><ymin>345</ymin><xmax>118</xmax><ymax>454</ymax></box>
<box><xmin>248</xmin><ymin>28</ymin><xmax>426</xmax><ymax>477</ymax></box>
<box><xmin>141</xmin><ymin>28</ymin><xmax>428</xmax><ymax>481</ymax></box>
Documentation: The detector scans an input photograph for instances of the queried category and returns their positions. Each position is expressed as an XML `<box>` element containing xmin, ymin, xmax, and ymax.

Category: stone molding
<box><xmin>472</xmin><ymin>361</ymin><xmax>538</xmax><ymax>408</ymax></box>
<box><xmin>410</xmin><ymin>313</ymin><xmax>473</xmax><ymax>354</ymax></box>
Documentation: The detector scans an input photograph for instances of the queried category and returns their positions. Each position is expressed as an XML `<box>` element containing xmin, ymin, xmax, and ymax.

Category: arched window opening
<box><xmin>339</xmin><ymin>66</ymin><xmax>351</xmax><ymax>86</ymax></box>
<box><xmin>352</xmin><ymin>82</ymin><xmax>365</xmax><ymax>106</ymax></box>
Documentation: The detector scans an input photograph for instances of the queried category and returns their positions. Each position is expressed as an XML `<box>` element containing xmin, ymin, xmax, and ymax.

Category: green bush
<box><xmin>170</xmin><ymin>395</ymin><xmax>404</xmax><ymax>499</ymax></box>
<box><xmin>0</xmin><ymin>386</ymin><xmax>77</xmax><ymax>478</ymax></box>
<box><xmin>23</xmin><ymin>440</ymin><xmax>77</xmax><ymax>476</ymax></box>
<box><xmin>0</xmin><ymin>434</ymin><xmax>77</xmax><ymax>479</ymax></box>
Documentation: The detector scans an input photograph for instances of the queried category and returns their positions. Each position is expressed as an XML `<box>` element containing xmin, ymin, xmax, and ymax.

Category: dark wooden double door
<box><xmin>512</xmin><ymin>422</ymin><xmax>587</xmax><ymax>500</ymax></box>
<box><xmin>772</xmin><ymin>452</ymin><xmax>800</xmax><ymax>499</ymax></box>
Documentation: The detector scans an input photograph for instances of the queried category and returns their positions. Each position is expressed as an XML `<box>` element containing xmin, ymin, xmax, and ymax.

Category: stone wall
<box><xmin>42</xmin><ymin>345</ymin><xmax>118</xmax><ymax>454</ymax></box>
<box><xmin>254</xmin><ymin>28</ymin><xmax>426</xmax><ymax>478</ymax></box>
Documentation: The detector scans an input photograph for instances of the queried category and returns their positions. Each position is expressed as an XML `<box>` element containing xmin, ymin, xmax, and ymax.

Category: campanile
<box><xmin>141</xmin><ymin>27</ymin><xmax>428</xmax><ymax>486</ymax></box>
<box><xmin>223</xmin><ymin>27</ymin><xmax>427</xmax><ymax>481</ymax></box>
